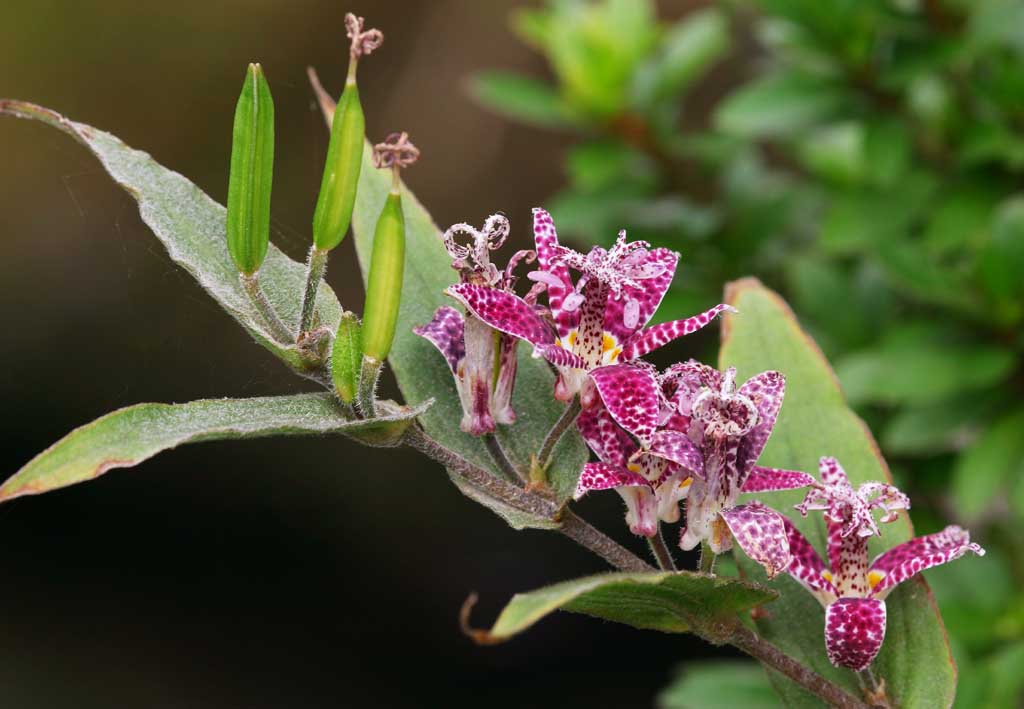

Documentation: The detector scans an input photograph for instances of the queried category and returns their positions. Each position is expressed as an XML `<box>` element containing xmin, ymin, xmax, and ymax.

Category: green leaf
<box><xmin>0</xmin><ymin>101</ymin><xmax>342</xmax><ymax>373</ymax></box>
<box><xmin>349</xmin><ymin>145</ymin><xmax>588</xmax><ymax>516</ymax></box>
<box><xmin>882</xmin><ymin>394</ymin><xmax>1000</xmax><ymax>456</ymax></box>
<box><xmin>471</xmin><ymin>571</ymin><xmax>776</xmax><ymax>642</ymax></box>
<box><xmin>633</xmin><ymin>8</ymin><xmax>730</xmax><ymax>107</ymax></box>
<box><xmin>657</xmin><ymin>661</ymin><xmax>779</xmax><ymax>709</ymax></box>
<box><xmin>715</xmin><ymin>72</ymin><xmax>846</xmax><ymax>139</ymax></box>
<box><xmin>978</xmin><ymin>196</ymin><xmax>1024</xmax><ymax>316</ymax></box>
<box><xmin>719</xmin><ymin>278</ymin><xmax>957</xmax><ymax>708</ymax></box>
<box><xmin>951</xmin><ymin>408</ymin><xmax>1024</xmax><ymax>523</ymax></box>
<box><xmin>0</xmin><ymin>394</ymin><xmax>430</xmax><ymax>502</ymax></box>
<box><xmin>469</xmin><ymin>71</ymin><xmax>574</xmax><ymax>129</ymax></box>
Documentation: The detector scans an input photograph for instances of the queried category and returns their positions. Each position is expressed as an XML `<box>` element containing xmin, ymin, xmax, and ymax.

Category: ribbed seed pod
<box><xmin>226</xmin><ymin>63</ymin><xmax>274</xmax><ymax>275</ymax></box>
<box><xmin>360</xmin><ymin>192</ymin><xmax>405</xmax><ymax>361</ymax></box>
<box><xmin>312</xmin><ymin>81</ymin><xmax>365</xmax><ymax>251</ymax></box>
<box><xmin>331</xmin><ymin>312</ymin><xmax>363</xmax><ymax>404</ymax></box>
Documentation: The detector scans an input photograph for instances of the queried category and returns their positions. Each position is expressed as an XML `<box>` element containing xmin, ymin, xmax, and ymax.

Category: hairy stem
<box><xmin>240</xmin><ymin>273</ymin><xmax>293</xmax><ymax>344</ymax></box>
<box><xmin>357</xmin><ymin>356</ymin><xmax>382</xmax><ymax>418</ymax></box>
<box><xmin>729</xmin><ymin>626</ymin><xmax>870</xmax><ymax>709</ymax></box>
<box><xmin>647</xmin><ymin>525</ymin><xmax>678</xmax><ymax>571</ymax></box>
<box><xmin>403</xmin><ymin>426</ymin><xmax>652</xmax><ymax>572</ymax></box>
<box><xmin>699</xmin><ymin>540</ymin><xmax>716</xmax><ymax>574</ymax></box>
<box><xmin>483</xmin><ymin>434</ymin><xmax>525</xmax><ymax>484</ymax></box>
<box><xmin>298</xmin><ymin>246</ymin><xmax>329</xmax><ymax>337</ymax></box>
<box><xmin>533</xmin><ymin>396</ymin><xmax>581</xmax><ymax>480</ymax></box>
<box><xmin>857</xmin><ymin>667</ymin><xmax>890</xmax><ymax>708</ymax></box>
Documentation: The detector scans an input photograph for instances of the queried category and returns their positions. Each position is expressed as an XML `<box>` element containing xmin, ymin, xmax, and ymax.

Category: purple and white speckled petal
<box><xmin>577</xmin><ymin>404</ymin><xmax>639</xmax><ymax>467</ymax></box>
<box><xmin>869</xmin><ymin>525</ymin><xmax>985</xmax><ymax>599</ymax></box>
<box><xmin>781</xmin><ymin>517</ymin><xmax>838</xmax><ymax>605</ymax></box>
<box><xmin>647</xmin><ymin>429</ymin><xmax>705</xmax><ymax>480</ymax></box>
<box><xmin>620</xmin><ymin>304</ymin><xmax>735</xmax><ymax>360</ymax></box>
<box><xmin>603</xmin><ymin>247</ymin><xmax>678</xmax><ymax>342</ymax></box>
<box><xmin>535</xmin><ymin>344</ymin><xmax>586</xmax><ymax>369</ymax></box>
<box><xmin>447</xmin><ymin>283</ymin><xmax>555</xmax><ymax>348</ymax></box>
<box><xmin>531</xmin><ymin>208</ymin><xmax>577</xmax><ymax>338</ymax></box>
<box><xmin>741</xmin><ymin>466</ymin><xmax>815</xmax><ymax>493</ymax></box>
<box><xmin>735</xmin><ymin>371</ymin><xmax>785</xmax><ymax>481</ymax></box>
<box><xmin>412</xmin><ymin>306</ymin><xmax>466</xmax><ymax>375</ymax></box>
<box><xmin>720</xmin><ymin>502</ymin><xmax>792</xmax><ymax>579</ymax></box>
<box><xmin>574</xmin><ymin>462</ymin><xmax>649</xmax><ymax>498</ymax></box>
<box><xmin>589</xmin><ymin>364</ymin><xmax>661</xmax><ymax>444</ymax></box>
<box><xmin>824</xmin><ymin>598</ymin><xmax>887</xmax><ymax>671</ymax></box>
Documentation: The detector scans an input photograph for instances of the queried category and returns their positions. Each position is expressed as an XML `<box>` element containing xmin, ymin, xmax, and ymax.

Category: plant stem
<box><xmin>699</xmin><ymin>540</ymin><xmax>716</xmax><ymax>574</ymax></box>
<box><xmin>483</xmin><ymin>433</ymin><xmax>525</xmax><ymax>484</ymax></box>
<box><xmin>533</xmin><ymin>396</ymin><xmax>581</xmax><ymax>480</ymax></box>
<box><xmin>857</xmin><ymin>667</ymin><xmax>889</xmax><ymax>708</ymax></box>
<box><xmin>357</xmin><ymin>355</ymin><xmax>382</xmax><ymax>418</ymax></box>
<box><xmin>647</xmin><ymin>525</ymin><xmax>677</xmax><ymax>571</ymax></box>
<box><xmin>403</xmin><ymin>426</ymin><xmax>653</xmax><ymax>573</ymax></box>
<box><xmin>239</xmin><ymin>273</ymin><xmax>292</xmax><ymax>344</ymax></box>
<box><xmin>298</xmin><ymin>245</ymin><xmax>329</xmax><ymax>337</ymax></box>
<box><xmin>729</xmin><ymin>626</ymin><xmax>870</xmax><ymax>709</ymax></box>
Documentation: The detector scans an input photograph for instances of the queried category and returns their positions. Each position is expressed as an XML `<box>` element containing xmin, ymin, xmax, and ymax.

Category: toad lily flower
<box><xmin>414</xmin><ymin>215</ymin><xmax>535</xmax><ymax>435</ymax></box>
<box><xmin>446</xmin><ymin>209</ymin><xmax>733</xmax><ymax>439</ymax></box>
<box><xmin>784</xmin><ymin>456</ymin><xmax>985</xmax><ymax>671</ymax></box>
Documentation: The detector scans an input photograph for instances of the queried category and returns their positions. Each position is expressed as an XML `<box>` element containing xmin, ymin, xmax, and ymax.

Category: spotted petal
<box><xmin>577</xmin><ymin>404</ymin><xmax>638</xmax><ymax>467</ymax></box>
<box><xmin>868</xmin><ymin>525</ymin><xmax>985</xmax><ymax>599</ymax></box>
<box><xmin>741</xmin><ymin>466</ymin><xmax>815</xmax><ymax>493</ymax></box>
<box><xmin>574</xmin><ymin>462</ymin><xmax>648</xmax><ymax>498</ymax></box>
<box><xmin>647</xmin><ymin>429</ymin><xmax>704</xmax><ymax>480</ymax></box>
<box><xmin>535</xmin><ymin>344</ymin><xmax>586</xmax><ymax>369</ymax></box>
<box><xmin>589</xmin><ymin>364</ymin><xmax>661</xmax><ymax>444</ymax></box>
<box><xmin>413</xmin><ymin>306</ymin><xmax>465</xmax><ymax>374</ymax></box>
<box><xmin>447</xmin><ymin>283</ymin><xmax>554</xmax><ymax>348</ymax></box>
<box><xmin>602</xmin><ymin>247</ymin><xmax>678</xmax><ymax>342</ymax></box>
<box><xmin>781</xmin><ymin>517</ymin><xmax>838</xmax><ymax>605</ymax></box>
<box><xmin>531</xmin><ymin>208</ymin><xmax>576</xmax><ymax>338</ymax></box>
<box><xmin>620</xmin><ymin>304</ymin><xmax>734</xmax><ymax>361</ymax></box>
<box><xmin>824</xmin><ymin>598</ymin><xmax>887</xmax><ymax>671</ymax></box>
<box><xmin>735</xmin><ymin>371</ymin><xmax>785</xmax><ymax>481</ymax></box>
<box><xmin>720</xmin><ymin>502</ymin><xmax>792</xmax><ymax>579</ymax></box>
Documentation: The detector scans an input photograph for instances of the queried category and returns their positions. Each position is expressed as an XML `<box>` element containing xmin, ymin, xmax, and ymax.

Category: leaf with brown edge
<box><xmin>1</xmin><ymin>394</ymin><xmax>430</xmax><ymax>503</ymax></box>
<box><xmin>719</xmin><ymin>277</ymin><xmax>956</xmax><ymax>708</ymax></box>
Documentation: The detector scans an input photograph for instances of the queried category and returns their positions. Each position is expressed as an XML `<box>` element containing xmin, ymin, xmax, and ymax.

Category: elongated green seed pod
<box><xmin>361</xmin><ymin>192</ymin><xmax>405</xmax><ymax>361</ymax></box>
<box><xmin>312</xmin><ymin>80</ymin><xmax>365</xmax><ymax>251</ymax></box>
<box><xmin>226</xmin><ymin>63</ymin><xmax>274</xmax><ymax>275</ymax></box>
<box><xmin>331</xmin><ymin>312</ymin><xmax>363</xmax><ymax>403</ymax></box>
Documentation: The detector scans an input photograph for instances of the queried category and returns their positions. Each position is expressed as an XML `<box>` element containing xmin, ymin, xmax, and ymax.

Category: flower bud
<box><xmin>311</xmin><ymin>83</ymin><xmax>364</xmax><ymax>251</ymax></box>
<box><xmin>226</xmin><ymin>63</ymin><xmax>274</xmax><ymax>275</ymax></box>
<box><xmin>360</xmin><ymin>192</ymin><xmax>405</xmax><ymax>361</ymax></box>
<box><xmin>331</xmin><ymin>311</ymin><xmax>363</xmax><ymax>404</ymax></box>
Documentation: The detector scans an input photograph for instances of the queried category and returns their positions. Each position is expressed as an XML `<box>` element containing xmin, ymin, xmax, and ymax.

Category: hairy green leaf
<box><xmin>719</xmin><ymin>278</ymin><xmax>956</xmax><ymax>708</ymax></box>
<box><xmin>0</xmin><ymin>100</ymin><xmax>342</xmax><ymax>373</ymax></box>
<box><xmin>1</xmin><ymin>395</ymin><xmax>430</xmax><ymax>503</ymax></box>
<box><xmin>657</xmin><ymin>661</ymin><xmax>779</xmax><ymax>709</ymax></box>
<box><xmin>472</xmin><ymin>571</ymin><xmax>776</xmax><ymax>642</ymax></box>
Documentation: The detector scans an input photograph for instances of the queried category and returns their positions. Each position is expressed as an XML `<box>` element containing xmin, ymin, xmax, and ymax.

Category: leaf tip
<box><xmin>459</xmin><ymin>592</ymin><xmax>507</xmax><ymax>646</ymax></box>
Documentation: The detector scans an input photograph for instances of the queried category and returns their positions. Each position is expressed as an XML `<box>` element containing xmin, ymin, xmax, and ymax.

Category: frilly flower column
<box><xmin>784</xmin><ymin>456</ymin><xmax>985</xmax><ymax>671</ymax></box>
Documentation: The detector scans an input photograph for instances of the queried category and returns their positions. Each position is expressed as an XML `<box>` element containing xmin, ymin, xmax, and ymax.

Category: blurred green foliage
<box><xmin>472</xmin><ymin>0</ymin><xmax>1024</xmax><ymax>705</ymax></box>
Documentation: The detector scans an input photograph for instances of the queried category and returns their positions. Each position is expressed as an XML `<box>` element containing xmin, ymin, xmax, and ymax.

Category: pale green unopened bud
<box><xmin>331</xmin><ymin>312</ymin><xmax>363</xmax><ymax>404</ymax></box>
<box><xmin>226</xmin><ymin>63</ymin><xmax>274</xmax><ymax>275</ymax></box>
<box><xmin>361</xmin><ymin>192</ymin><xmax>405</xmax><ymax>361</ymax></box>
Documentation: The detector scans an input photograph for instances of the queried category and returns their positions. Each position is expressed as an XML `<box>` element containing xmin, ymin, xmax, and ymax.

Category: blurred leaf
<box><xmin>566</xmin><ymin>140</ymin><xmax>657</xmax><ymax>191</ymax></box>
<box><xmin>820</xmin><ymin>173</ymin><xmax>936</xmax><ymax>255</ymax></box>
<box><xmin>719</xmin><ymin>279</ymin><xmax>957</xmax><ymax>708</ymax></box>
<box><xmin>961</xmin><ymin>122</ymin><xmax>1024</xmax><ymax>171</ymax></box>
<box><xmin>510</xmin><ymin>6</ymin><xmax>552</xmax><ymax>49</ymax></box>
<box><xmin>471</xmin><ymin>571</ymin><xmax>776</xmax><ymax>641</ymax></box>
<box><xmin>633</xmin><ymin>8</ymin><xmax>730</xmax><ymax>107</ymax></box>
<box><xmin>981</xmin><ymin>642</ymin><xmax>1024</xmax><ymax>708</ymax></box>
<box><xmin>798</xmin><ymin>121</ymin><xmax>865</xmax><ymax>184</ymax></box>
<box><xmin>924</xmin><ymin>186</ymin><xmax>999</xmax><ymax>257</ymax></box>
<box><xmin>978</xmin><ymin>196</ymin><xmax>1024</xmax><ymax>312</ymax></box>
<box><xmin>657</xmin><ymin>661</ymin><xmax>778</xmax><ymax>709</ymax></box>
<box><xmin>469</xmin><ymin>71</ymin><xmax>574</xmax><ymax>129</ymax></box>
<box><xmin>835</xmin><ymin>331</ymin><xmax>1015</xmax><ymax>406</ymax></box>
<box><xmin>875</xmin><ymin>240</ymin><xmax>986</xmax><ymax>317</ymax></box>
<box><xmin>715</xmin><ymin>72</ymin><xmax>846</xmax><ymax>139</ymax></box>
<box><xmin>952</xmin><ymin>408</ymin><xmax>1024</xmax><ymax>523</ymax></box>
<box><xmin>862</xmin><ymin>119</ymin><xmax>911</xmax><ymax>186</ymax></box>
<box><xmin>968</xmin><ymin>0</ymin><xmax>1024</xmax><ymax>54</ymax></box>
<box><xmin>348</xmin><ymin>144</ymin><xmax>588</xmax><ymax>508</ymax></box>
<box><xmin>882</xmin><ymin>394</ymin><xmax>1000</xmax><ymax>456</ymax></box>
<box><xmin>928</xmin><ymin>546</ymin><xmax>1014</xmax><ymax>653</ymax></box>
<box><xmin>0</xmin><ymin>101</ymin><xmax>342</xmax><ymax>373</ymax></box>
<box><xmin>0</xmin><ymin>395</ymin><xmax>429</xmax><ymax>502</ymax></box>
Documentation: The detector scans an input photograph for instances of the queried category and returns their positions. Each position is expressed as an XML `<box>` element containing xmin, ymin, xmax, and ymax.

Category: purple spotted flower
<box><xmin>446</xmin><ymin>209</ymin><xmax>733</xmax><ymax>441</ymax></box>
<box><xmin>414</xmin><ymin>215</ymin><xmax>535</xmax><ymax>435</ymax></box>
<box><xmin>575</xmin><ymin>361</ymin><xmax>814</xmax><ymax>578</ymax></box>
<box><xmin>783</xmin><ymin>456</ymin><xmax>985</xmax><ymax>671</ymax></box>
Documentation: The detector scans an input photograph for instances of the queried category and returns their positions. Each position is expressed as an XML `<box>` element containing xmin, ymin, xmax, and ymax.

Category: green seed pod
<box><xmin>312</xmin><ymin>81</ymin><xmax>365</xmax><ymax>252</ymax></box>
<box><xmin>226</xmin><ymin>63</ymin><xmax>274</xmax><ymax>276</ymax></box>
<box><xmin>331</xmin><ymin>312</ymin><xmax>363</xmax><ymax>404</ymax></box>
<box><xmin>361</xmin><ymin>192</ymin><xmax>405</xmax><ymax>361</ymax></box>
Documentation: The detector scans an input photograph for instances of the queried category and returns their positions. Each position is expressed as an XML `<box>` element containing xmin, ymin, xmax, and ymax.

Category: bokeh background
<box><xmin>1</xmin><ymin>1</ymin><xmax>1021</xmax><ymax>707</ymax></box>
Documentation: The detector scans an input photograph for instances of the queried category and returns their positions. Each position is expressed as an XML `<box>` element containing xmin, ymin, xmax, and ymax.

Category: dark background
<box><xmin>0</xmin><ymin>1</ymin><xmax>725</xmax><ymax>706</ymax></box>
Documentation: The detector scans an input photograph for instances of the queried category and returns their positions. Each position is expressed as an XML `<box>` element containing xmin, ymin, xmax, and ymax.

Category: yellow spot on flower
<box><xmin>627</xmin><ymin>463</ymin><xmax>641</xmax><ymax>473</ymax></box>
<box><xmin>822</xmin><ymin>570</ymin><xmax>833</xmax><ymax>583</ymax></box>
<box><xmin>601</xmin><ymin>332</ymin><xmax>622</xmax><ymax>363</ymax></box>
<box><xmin>868</xmin><ymin>570</ymin><xmax>885</xmax><ymax>589</ymax></box>
<box><xmin>678</xmin><ymin>477</ymin><xmax>692</xmax><ymax>490</ymax></box>
<box><xmin>568</xmin><ymin>331</ymin><xmax>578</xmax><ymax>347</ymax></box>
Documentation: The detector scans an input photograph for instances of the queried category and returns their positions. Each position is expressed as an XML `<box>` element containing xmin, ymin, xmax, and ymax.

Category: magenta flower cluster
<box><xmin>416</xmin><ymin>209</ymin><xmax>984</xmax><ymax>671</ymax></box>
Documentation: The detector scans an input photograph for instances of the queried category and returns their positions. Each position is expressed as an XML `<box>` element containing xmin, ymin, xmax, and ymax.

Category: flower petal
<box><xmin>782</xmin><ymin>517</ymin><xmax>838</xmax><ymax>604</ymax></box>
<box><xmin>620</xmin><ymin>303</ymin><xmax>734</xmax><ymax>360</ymax></box>
<box><xmin>720</xmin><ymin>502</ymin><xmax>792</xmax><ymax>579</ymax></box>
<box><xmin>535</xmin><ymin>344</ymin><xmax>586</xmax><ymax>369</ymax></box>
<box><xmin>868</xmin><ymin>525</ymin><xmax>986</xmax><ymax>599</ymax></box>
<box><xmin>577</xmin><ymin>403</ymin><xmax>638</xmax><ymax>467</ymax></box>
<box><xmin>735</xmin><ymin>371</ymin><xmax>785</xmax><ymax>481</ymax></box>
<box><xmin>447</xmin><ymin>283</ymin><xmax>554</xmax><ymax>348</ymax></box>
<box><xmin>647</xmin><ymin>429</ymin><xmax>704</xmax><ymax>480</ymax></box>
<box><xmin>825</xmin><ymin>598</ymin><xmax>887</xmax><ymax>671</ymax></box>
<box><xmin>602</xmin><ymin>247</ymin><xmax>678</xmax><ymax>342</ymax></box>
<box><xmin>532</xmin><ymin>208</ymin><xmax>577</xmax><ymax>339</ymax></box>
<box><xmin>492</xmin><ymin>333</ymin><xmax>519</xmax><ymax>425</ymax></box>
<box><xmin>741</xmin><ymin>466</ymin><xmax>815</xmax><ymax>493</ymax></box>
<box><xmin>819</xmin><ymin>455</ymin><xmax>849</xmax><ymax>487</ymax></box>
<box><xmin>574</xmin><ymin>462</ymin><xmax>648</xmax><ymax>498</ymax></box>
<box><xmin>589</xmin><ymin>364</ymin><xmax>661</xmax><ymax>444</ymax></box>
<box><xmin>619</xmin><ymin>486</ymin><xmax>660</xmax><ymax>538</ymax></box>
<box><xmin>412</xmin><ymin>306</ymin><xmax>465</xmax><ymax>375</ymax></box>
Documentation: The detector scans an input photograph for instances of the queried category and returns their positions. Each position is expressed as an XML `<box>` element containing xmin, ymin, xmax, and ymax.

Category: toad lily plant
<box><xmin>784</xmin><ymin>457</ymin><xmax>985</xmax><ymax>671</ymax></box>
<box><xmin>0</xmin><ymin>8</ymin><xmax>990</xmax><ymax>708</ymax></box>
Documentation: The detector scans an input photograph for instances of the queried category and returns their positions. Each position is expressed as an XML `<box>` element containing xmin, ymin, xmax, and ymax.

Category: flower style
<box><xmin>414</xmin><ymin>215</ymin><xmax>535</xmax><ymax>435</ymax></box>
<box><xmin>446</xmin><ymin>209</ymin><xmax>733</xmax><ymax>442</ymax></box>
<box><xmin>575</xmin><ymin>360</ymin><xmax>815</xmax><ymax>578</ymax></box>
<box><xmin>783</xmin><ymin>456</ymin><xmax>985</xmax><ymax>671</ymax></box>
